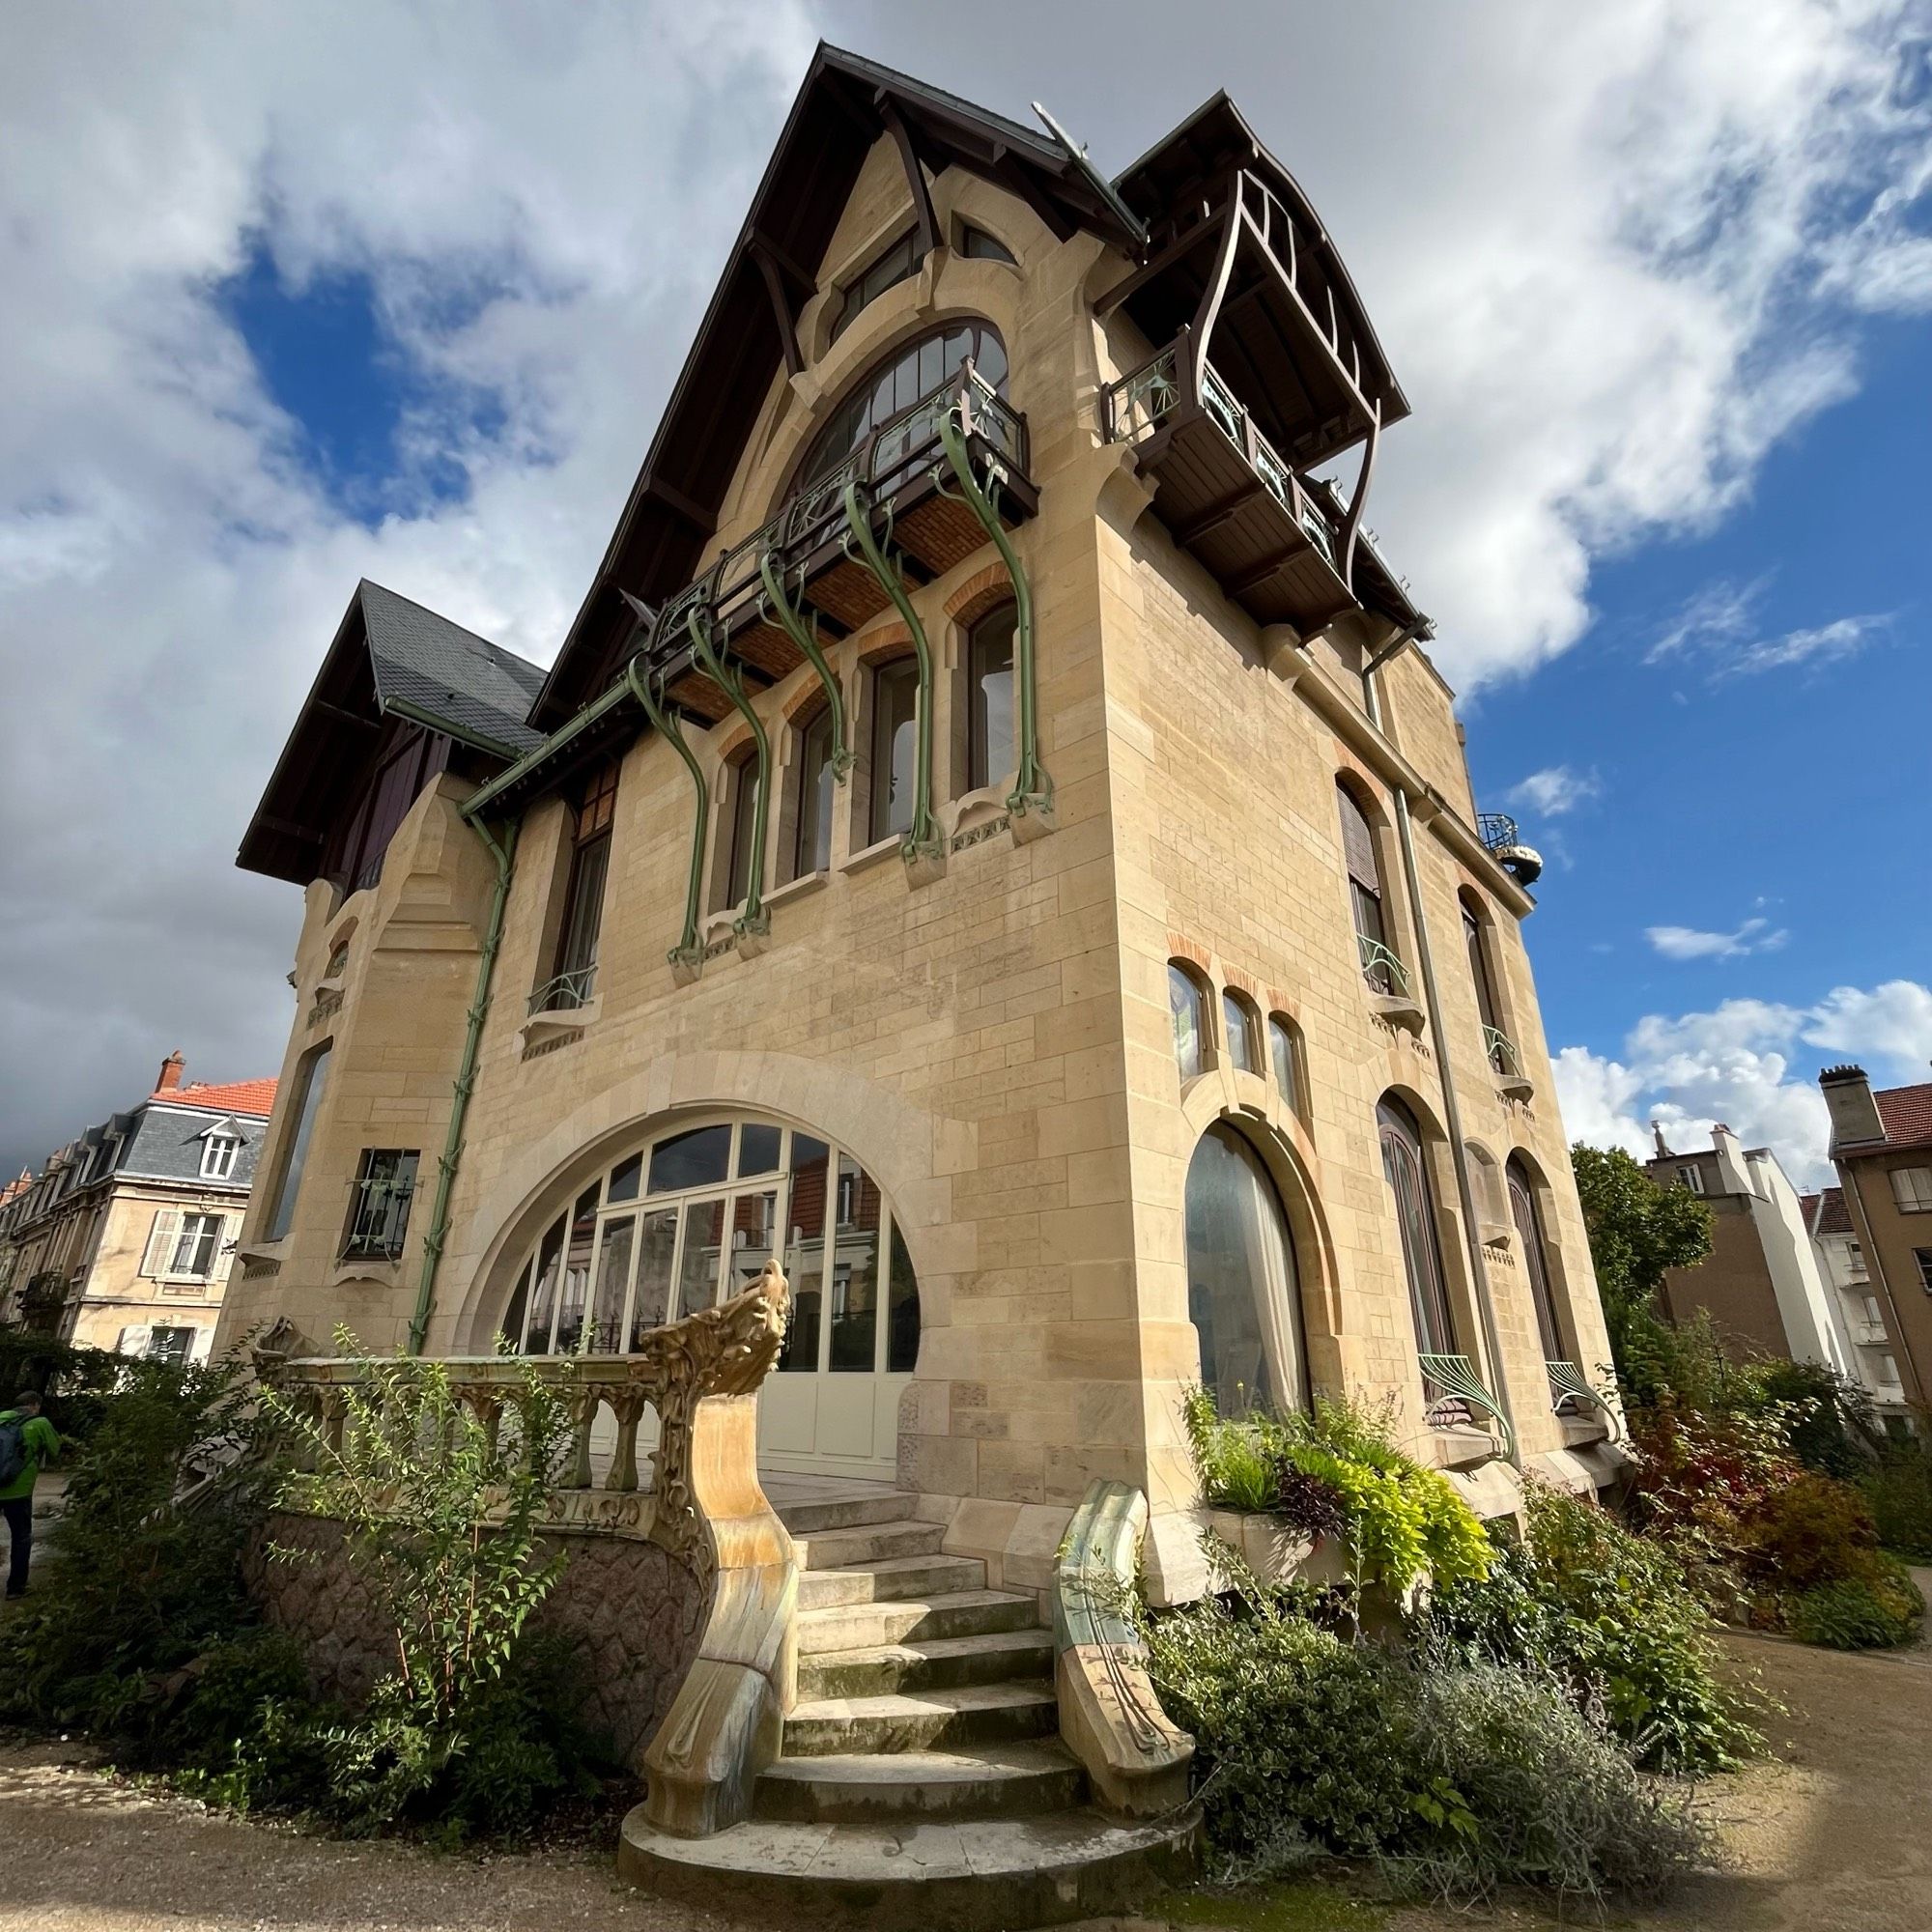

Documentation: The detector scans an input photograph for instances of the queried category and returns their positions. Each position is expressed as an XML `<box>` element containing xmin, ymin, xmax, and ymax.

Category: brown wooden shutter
<box><xmin>1338</xmin><ymin>784</ymin><xmax>1380</xmax><ymax>895</ymax></box>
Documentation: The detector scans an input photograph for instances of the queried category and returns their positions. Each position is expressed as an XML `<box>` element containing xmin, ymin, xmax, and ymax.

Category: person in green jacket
<box><xmin>1</xmin><ymin>1392</ymin><xmax>61</xmax><ymax>1599</ymax></box>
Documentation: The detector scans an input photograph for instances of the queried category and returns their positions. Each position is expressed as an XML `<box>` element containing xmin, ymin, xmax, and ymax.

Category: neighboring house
<box><xmin>0</xmin><ymin>1053</ymin><xmax>276</xmax><ymax>1362</ymax></box>
<box><xmin>1819</xmin><ymin>1065</ymin><xmax>1932</xmax><ymax>1418</ymax></box>
<box><xmin>1803</xmin><ymin>1185</ymin><xmax>1907</xmax><ymax>1413</ymax></box>
<box><xmin>1645</xmin><ymin>1122</ymin><xmax>1854</xmax><ymax>1375</ymax></box>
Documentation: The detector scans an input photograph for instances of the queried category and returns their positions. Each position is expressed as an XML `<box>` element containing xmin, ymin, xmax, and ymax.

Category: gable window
<box><xmin>1221</xmin><ymin>990</ymin><xmax>1261</xmax><ymax>1076</ymax></box>
<box><xmin>142</xmin><ymin>1208</ymin><xmax>225</xmax><ymax>1283</ymax></box>
<box><xmin>1268</xmin><ymin>1014</ymin><xmax>1304</xmax><ymax>1117</ymax></box>
<box><xmin>1169</xmin><ymin>963</ymin><xmax>1208</xmax><ymax>1081</ymax></box>
<box><xmin>868</xmin><ymin>658</ymin><xmax>920</xmax><ymax>844</ymax></box>
<box><xmin>957</xmin><ymin>221</ymin><xmax>1017</xmax><ymax>265</ymax></box>
<box><xmin>1338</xmin><ymin>783</ymin><xmax>1397</xmax><ymax>991</ymax></box>
<box><xmin>1378</xmin><ymin>1096</ymin><xmax>1457</xmax><ymax>1358</ymax></box>
<box><xmin>343</xmin><ymin>1149</ymin><xmax>419</xmax><ymax>1260</ymax></box>
<box><xmin>200</xmin><ymin>1134</ymin><xmax>240</xmax><ymax>1181</ymax></box>
<box><xmin>966</xmin><ymin>603</ymin><xmax>1016</xmax><ymax>792</ymax></box>
<box><xmin>792</xmin><ymin>706</ymin><xmax>837</xmax><ymax>879</ymax></box>
<box><xmin>1508</xmin><ymin>1156</ymin><xmax>1567</xmax><ymax>1364</ymax></box>
<box><xmin>1891</xmin><ymin>1168</ymin><xmax>1932</xmax><ymax>1213</ymax></box>
<box><xmin>266</xmin><ymin>1042</ymin><xmax>331</xmax><ymax>1241</ymax></box>
<box><xmin>827</xmin><ymin>229</ymin><xmax>922</xmax><ymax>344</ymax></box>
<box><xmin>543</xmin><ymin>762</ymin><xmax>616</xmax><ymax>1011</ymax></box>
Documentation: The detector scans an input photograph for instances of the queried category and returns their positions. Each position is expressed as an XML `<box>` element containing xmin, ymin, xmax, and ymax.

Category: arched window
<box><xmin>1268</xmin><ymin>1013</ymin><xmax>1304</xmax><ymax>1117</ymax></box>
<box><xmin>966</xmin><ymin>602</ymin><xmax>1016</xmax><ymax>791</ymax></box>
<box><xmin>868</xmin><ymin>658</ymin><xmax>920</xmax><ymax>844</ymax></box>
<box><xmin>791</xmin><ymin>705</ymin><xmax>837</xmax><ymax>880</ymax></box>
<box><xmin>799</xmin><ymin>323</ymin><xmax>1008</xmax><ymax>490</ymax></box>
<box><xmin>1221</xmin><ymin>990</ymin><xmax>1260</xmax><ymax>1076</ymax></box>
<box><xmin>1184</xmin><ymin>1123</ymin><xmax>1309</xmax><ymax>1414</ymax></box>
<box><xmin>719</xmin><ymin>754</ymin><xmax>758</xmax><ymax>911</ymax></box>
<box><xmin>541</xmin><ymin>760</ymin><xmax>616</xmax><ymax>1009</ymax></box>
<box><xmin>497</xmin><ymin>1116</ymin><xmax>918</xmax><ymax>1377</ymax></box>
<box><xmin>1169</xmin><ymin>963</ymin><xmax>1208</xmax><ymax>1081</ymax></box>
<box><xmin>957</xmin><ymin>221</ymin><xmax>1017</xmax><ymax>265</ymax></box>
<box><xmin>1461</xmin><ymin>891</ymin><xmax>1508</xmax><ymax>1066</ymax></box>
<box><xmin>1378</xmin><ymin>1096</ymin><xmax>1457</xmax><ymax>1357</ymax></box>
<box><xmin>1508</xmin><ymin>1155</ymin><xmax>1566</xmax><ymax>1364</ymax></box>
<box><xmin>1338</xmin><ymin>782</ymin><xmax>1395</xmax><ymax>991</ymax></box>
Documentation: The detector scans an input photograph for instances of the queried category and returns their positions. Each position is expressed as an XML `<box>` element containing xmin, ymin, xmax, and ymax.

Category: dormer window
<box><xmin>827</xmin><ymin>229</ymin><xmax>922</xmax><ymax>344</ymax></box>
<box><xmin>200</xmin><ymin>1134</ymin><xmax>241</xmax><ymax>1181</ymax></box>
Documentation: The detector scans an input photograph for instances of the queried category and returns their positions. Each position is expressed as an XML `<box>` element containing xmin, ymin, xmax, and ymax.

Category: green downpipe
<box><xmin>935</xmin><ymin>409</ymin><xmax>1052</xmax><ymax>820</ymax></box>
<box><xmin>409</xmin><ymin>812</ymin><xmax>518</xmax><ymax>1355</ymax></box>
<box><xmin>757</xmin><ymin>546</ymin><xmax>852</xmax><ymax>781</ymax></box>
<box><xmin>839</xmin><ymin>480</ymin><xmax>942</xmax><ymax>865</ymax></box>
<box><xmin>625</xmin><ymin>655</ymin><xmax>709</xmax><ymax>970</ymax></box>
<box><xmin>684</xmin><ymin>603</ymin><xmax>771</xmax><ymax>937</ymax></box>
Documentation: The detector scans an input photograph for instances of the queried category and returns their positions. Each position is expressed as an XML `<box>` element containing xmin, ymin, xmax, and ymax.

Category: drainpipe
<box><xmin>407</xmin><ymin>809</ymin><xmax>518</xmax><ymax>1355</ymax></box>
<box><xmin>1364</xmin><ymin>641</ymin><xmax>1520</xmax><ymax>1466</ymax></box>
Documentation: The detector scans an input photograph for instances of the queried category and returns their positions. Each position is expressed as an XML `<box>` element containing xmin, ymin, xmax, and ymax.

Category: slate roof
<box><xmin>150</xmin><ymin>1077</ymin><xmax>278</xmax><ymax>1118</ymax></box>
<box><xmin>1875</xmin><ymin>1081</ymin><xmax>1932</xmax><ymax>1153</ymax></box>
<box><xmin>359</xmin><ymin>582</ymin><xmax>546</xmax><ymax>757</ymax></box>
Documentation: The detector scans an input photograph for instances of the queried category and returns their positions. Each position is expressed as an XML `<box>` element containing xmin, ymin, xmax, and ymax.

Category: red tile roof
<box><xmin>1808</xmin><ymin>1186</ymin><xmax>1854</xmax><ymax>1236</ymax></box>
<box><xmin>1875</xmin><ymin>1081</ymin><xmax>1932</xmax><ymax>1153</ymax></box>
<box><xmin>151</xmin><ymin>1076</ymin><xmax>278</xmax><ymax>1118</ymax></box>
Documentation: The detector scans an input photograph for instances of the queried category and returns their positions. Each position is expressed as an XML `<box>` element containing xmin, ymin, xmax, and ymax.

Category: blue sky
<box><xmin>1</xmin><ymin>1</ymin><xmax>1928</xmax><ymax>1184</ymax></box>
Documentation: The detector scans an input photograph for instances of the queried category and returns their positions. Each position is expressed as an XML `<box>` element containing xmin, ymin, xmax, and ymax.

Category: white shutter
<box><xmin>117</xmin><ymin>1323</ymin><xmax>152</xmax><ymax>1357</ymax></box>
<box><xmin>139</xmin><ymin>1209</ymin><xmax>183</xmax><ymax>1279</ymax></box>
<box><xmin>212</xmin><ymin>1214</ymin><xmax>238</xmax><ymax>1284</ymax></box>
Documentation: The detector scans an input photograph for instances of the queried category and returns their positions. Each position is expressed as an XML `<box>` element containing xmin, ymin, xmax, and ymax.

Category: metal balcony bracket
<box><xmin>756</xmin><ymin>545</ymin><xmax>852</xmax><ymax>781</ymax></box>
<box><xmin>935</xmin><ymin>405</ymin><xmax>1054</xmax><ymax>827</ymax></box>
<box><xmin>683</xmin><ymin>603</ymin><xmax>772</xmax><ymax>942</ymax></box>
<box><xmin>1418</xmin><ymin>1351</ymin><xmax>1518</xmax><ymax>1463</ymax></box>
<box><xmin>623</xmin><ymin>657</ymin><xmax>708</xmax><ymax>977</ymax></box>
<box><xmin>1547</xmin><ymin>1360</ymin><xmax>1620</xmax><ymax>1437</ymax></box>
<box><xmin>838</xmin><ymin>479</ymin><xmax>944</xmax><ymax>868</ymax></box>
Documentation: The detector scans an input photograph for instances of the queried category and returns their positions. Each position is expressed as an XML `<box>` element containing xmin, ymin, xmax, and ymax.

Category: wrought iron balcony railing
<box><xmin>1358</xmin><ymin>932</ymin><xmax>1413</xmax><ymax>999</ymax></box>
<box><xmin>1418</xmin><ymin>1350</ymin><xmax>1516</xmax><ymax>1461</ymax></box>
<box><xmin>341</xmin><ymin>1163</ymin><xmax>416</xmax><ymax>1261</ymax></box>
<box><xmin>1547</xmin><ymin>1360</ymin><xmax>1618</xmax><ymax>1435</ymax></box>
<box><xmin>528</xmin><ymin>965</ymin><xmax>597</xmax><ymax>1016</ymax></box>
<box><xmin>1476</xmin><ymin>812</ymin><xmax>1544</xmax><ymax>888</ymax></box>
<box><xmin>1484</xmin><ymin>1026</ymin><xmax>1525</xmax><ymax>1080</ymax></box>
<box><xmin>1476</xmin><ymin>812</ymin><xmax>1520</xmax><ymax>854</ymax></box>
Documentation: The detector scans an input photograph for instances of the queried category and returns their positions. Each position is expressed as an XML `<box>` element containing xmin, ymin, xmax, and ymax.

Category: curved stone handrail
<box><xmin>1053</xmin><ymin>1481</ymin><xmax>1195</xmax><ymax>1819</ymax></box>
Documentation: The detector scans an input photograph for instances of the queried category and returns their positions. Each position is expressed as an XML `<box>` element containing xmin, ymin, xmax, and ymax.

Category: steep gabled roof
<box><xmin>239</xmin><ymin>581</ymin><xmax>546</xmax><ymax>884</ymax></box>
<box><xmin>1875</xmin><ymin>1081</ymin><xmax>1932</xmax><ymax>1153</ymax></box>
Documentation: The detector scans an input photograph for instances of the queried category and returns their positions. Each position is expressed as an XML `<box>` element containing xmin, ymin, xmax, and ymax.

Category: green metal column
<box><xmin>624</xmin><ymin>657</ymin><xmax>709</xmax><ymax>974</ymax></box>
<box><xmin>757</xmin><ymin>546</ymin><xmax>851</xmax><ymax>781</ymax></box>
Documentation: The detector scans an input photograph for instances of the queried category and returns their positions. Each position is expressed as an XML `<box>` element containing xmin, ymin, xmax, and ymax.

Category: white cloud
<box><xmin>1646</xmin><ymin>575</ymin><xmax>1892</xmax><ymax>678</ymax></box>
<box><xmin>1645</xmin><ymin>917</ymin><xmax>1790</xmax><ymax>961</ymax></box>
<box><xmin>1506</xmin><ymin>765</ymin><xmax>1602</xmax><ymax>817</ymax></box>
<box><xmin>1551</xmin><ymin>980</ymin><xmax>1932</xmax><ymax>1187</ymax></box>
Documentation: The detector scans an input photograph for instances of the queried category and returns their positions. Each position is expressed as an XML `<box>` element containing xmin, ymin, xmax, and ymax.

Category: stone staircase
<box><xmin>619</xmin><ymin>1487</ymin><xmax>1195</xmax><ymax>1929</ymax></box>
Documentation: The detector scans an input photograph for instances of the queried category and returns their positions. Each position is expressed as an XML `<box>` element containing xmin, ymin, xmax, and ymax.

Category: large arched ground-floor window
<box><xmin>496</xmin><ymin>1113</ymin><xmax>919</xmax><ymax>1480</ymax></box>
<box><xmin>1183</xmin><ymin>1122</ymin><xmax>1310</xmax><ymax>1415</ymax></box>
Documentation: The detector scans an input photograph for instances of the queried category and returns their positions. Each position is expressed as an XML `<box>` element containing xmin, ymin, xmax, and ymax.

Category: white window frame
<box><xmin>1678</xmin><ymin>1164</ymin><xmax>1705</xmax><ymax>1195</ymax></box>
<box><xmin>1890</xmin><ymin>1167</ymin><xmax>1932</xmax><ymax>1214</ymax></box>
<box><xmin>200</xmin><ymin>1134</ymin><xmax>240</xmax><ymax>1181</ymax></box>
<box><xmin>143</xmin><ymin>1208</ymin><xmax>226</xmax><ymax>1284</ymax></box>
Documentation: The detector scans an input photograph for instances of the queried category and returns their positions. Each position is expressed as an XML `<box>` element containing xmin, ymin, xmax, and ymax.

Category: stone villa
<box><xmin>217</xmin><ymin>47</ymin><xmax>1622</xmax><ymax>1921</ymax></box>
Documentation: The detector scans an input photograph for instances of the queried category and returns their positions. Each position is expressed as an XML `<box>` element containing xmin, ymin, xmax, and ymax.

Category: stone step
<box><xmin>783</xmin><ymin>1682</ymin><xmax>1060</xmax><ymax>1757</ymax></box>
<box><xmin>619</xmin><ymin>1804</ymin><xmax>1200</xmax><ymax>1931</ymax></box>
<box><xmin>799</xmin><ymin>1628</ymin><xmax>1055</xmax><ymax>1701</ymax></box>
<box><xmin>792</xmin><ymin>1519</ymin><xmax>947</xmax><ymax>1573</ymax></box>
<box><xmin>798</xmin><ymin>1552</ymin><xmax>987</xmax><ymax>1610</ymax></box>
<box><xmin>774</xmin><ymin>1490</ymin><xmax>921</xmax><ymax>1537</ymax></box>
<box><xmin>797</xmin><ymin>1587</ymin><xmax>1042</xmax><ymax>1655</ymax></box>
<box><xmin>754</xmin><ymin>1741</ymin><xmax>1085</xmax><ymax>1824</ymax></box>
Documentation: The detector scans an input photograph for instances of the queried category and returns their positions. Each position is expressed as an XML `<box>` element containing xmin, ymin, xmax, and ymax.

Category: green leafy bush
<box><xmin>1741</xmin><ymin>1469</ymin><xmax>1879</xmax><ymax>1594</ymax></box>
<box><xmin>1862</xmin><ymin>1439</ymin><xmax>1932</xmax><ymax>1560</ymax></box>
<box><xmin>0</xmin><ymin>1331</ymin><xmax>133</xmax><ymax>1439</ymax></box>
<box><xmin>1784</xmin><ymin>1560</ymin><xmax>1924</xmax><ymax>1651</ymax></box>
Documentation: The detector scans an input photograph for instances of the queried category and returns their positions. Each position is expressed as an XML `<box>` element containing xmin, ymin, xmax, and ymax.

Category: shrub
<box><xmin>1862</xmin><ymin>1438</ymin><xmax>1932</xmax><ymax>1559</ymax></box>
<box><xmin>0</xmin><ymin>1331</ymin><xmax>130</xmax><ymax>1439</ymax></box>
<box><xmin>1740</xmin><ymin>1470</ymin><xmax>1878</xmax><ymax>1594</ymax></box>
<box><xmin>1784</xmin><ymin>1559</ymin><xmax>1924</xmax><ymax>1651</ymax></box>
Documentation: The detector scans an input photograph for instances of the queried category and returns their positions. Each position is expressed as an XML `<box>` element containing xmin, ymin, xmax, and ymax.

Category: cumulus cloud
<box><xmin>1506</xmin><ymin>765</ymin><xmax>1603</xmax><ymax>817</ymax></box>
<box><xmin>1645</xmin><ymin>917</ymin><xmax>1790</xmax><ymax>961</ymax></box>
<box><xmin>3</xmin><ymin>1</ymin><xmax>1932</xmax><ymax>1172</ymax></box>
<box><xmin>1551</xmin><ymin>980</ymin><xmax>1932</xmax><ymax>1187</ymax></box>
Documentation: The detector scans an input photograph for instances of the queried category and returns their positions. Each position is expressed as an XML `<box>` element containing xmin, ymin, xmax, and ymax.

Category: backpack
<box><xmin>0</xmin><ymin>1412</ymin><xmax>28</xmax><ymax>1488</ymax></box>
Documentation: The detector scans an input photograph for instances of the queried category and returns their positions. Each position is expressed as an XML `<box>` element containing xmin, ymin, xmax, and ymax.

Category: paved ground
<box><xmin>0</xmin><ymin>1630</ymin><xmax>1927</xmax><ymax>1932</ymax></box>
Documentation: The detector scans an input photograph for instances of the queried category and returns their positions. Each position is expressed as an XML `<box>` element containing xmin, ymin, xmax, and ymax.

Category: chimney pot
<box><xmin>156</xmin><ymin>1051</ymin><xmax>185</xmax><ymax>1094</ymax></box>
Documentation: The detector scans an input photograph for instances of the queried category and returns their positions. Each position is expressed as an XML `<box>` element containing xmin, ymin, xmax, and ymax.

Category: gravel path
<box><xmin>1</xmin><ymin>1630</ymin><xmax>1928</xmax><ymax>1932</ymax></box>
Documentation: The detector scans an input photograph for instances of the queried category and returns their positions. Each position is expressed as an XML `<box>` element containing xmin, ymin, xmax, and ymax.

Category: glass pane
<box><xmin>627</xmin><ymin>1208</ymin><xmax>679</xmax><ymax>1347</ymax></box>
<box><xmin>1269</xmin><ymin>1019</ymin><xmax>1297</xmax><ymax>1110</ymax></box>
<box><xmin>1509</xmin><ymin>1167</ymin><xmax>1564</xmax><ymax>1361</ymax></box>
<box><xmin>1169</xmin><ymin>966</ymin><xmax>1204</xmax><ymax>1080</ymax></box>
<box><xmin>829</xmin><ymin>1154</ymin><xmax>881</xmax><ymax>1372</ymax></box>
<box><xmin>1380</xmin><ymin>1109</ymin><xmax>1454</xmax><ymax>1356</ymax></box>
<box><xmin>588</xmin><ymin>1215</ymin><xmax>635</xmax><ymax>1353</ymax></box>
<box><xmin>498</xmin><ymin>1255</ymin><xmax>531</xmax><ymax>1352</ymax></box>
<box><xmin>795</xmin><ymin>709</ymin><xmax>835</xmax><ymax>877</ymax></box>
<box><xmin>886</xmin><ymin>1220</ymin><xmax>920</xmax><ymax>1373</ymax></box>
<box><xmin>737</xmin><ymin>1122</ymin><xmax>781</xmax><ymax>1178</ymax></box>
<box><xmin>607</xmin><ymin>1151</ymin><xmax>642</xmax><ymax>1204</ymax></box>
<box><xmin>523</xmin><ymin>1214</ymin><xmax>567</xmax><ymax>1353</ymax></box>
<box><xmin>268</xmin><ymin>1044</ymin><xmax>331</xmax><ymax>1240</ymax></box>
<box><xmin>649</xmin><ymin>1124</ymin><xmax>731</xmax><ymax>1194</ymax></box>
<box><xmin>870</xmin><ymin>661</ymin><xmax>919</xmax><ymax>843</ymax></box>
<box><xmin>969</xmin><ymin>608</ymin><xmax>1015</xmax><ymax>791</ymax></box>
<box><xmin>1222</xmin><ymin>994</ymin><xmax>1256</xmax><ymax>1075</ymax></box>
<box><xmin>551</xmin><ymin>1185</ymin><xmax>601</xmax><ymax>1354</ymax></box>
<box><xmin>1184</xmin><ymin>1123</ymin><xmax>1307</xmax><ymax>1413</ymax></box>
<box><xmin>675</xmin><ymin>1198</ymin><xmax>725</xmax><ymax>1315</ymax></box>
<box><xmin>725</xmin><ymin>1189</ymin><xmax>780</xmax><ymax>1295</ymax></box>
<box><xmin>556</xmin><ymin>831</ymin><xmax>610</xmax><ymax>980</ymax></box>
<box><xmin>780</xmin><ymin>1138</ymin><xmax>830</xmax><ymax>1372</ymax></box>
<box><xmin>724</xmin><ymin>760</ymin><xmax>757</xmax><ymax>910</ymax></box>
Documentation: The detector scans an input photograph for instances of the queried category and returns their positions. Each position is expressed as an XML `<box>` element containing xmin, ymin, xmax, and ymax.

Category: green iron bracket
<box><xmin>623</xmin><ymin>655</ymin><xmax>708</xmax><ymax>974</ymax></box>
<box><xmin>935</xmin><ymin>407</ymin><xmax>1053</xmax><ymax>824</ymax></box>
<box><xmin>1418</xmin><ymin>1350</ymin><xmax>1518</xmax><ymax>1463</ymax></box>
<box><xmin>1547</xmin><ymin>1360</ymin><xmax>1621</xmax><ymax>1437</ymax></box>
<box><xmin>839</xmin><ymin>480</ymin><xmax>943</xmax><ymax>867</ymax></box>
<box><xmin>682</xmin><ymin>602</ymin><xmax>771</xmax><ymax>940</ymax></box>
<box><xmin>756</xmin><ymin>546</ymin><xmax>852</xmax><ymax>781</ymax></box>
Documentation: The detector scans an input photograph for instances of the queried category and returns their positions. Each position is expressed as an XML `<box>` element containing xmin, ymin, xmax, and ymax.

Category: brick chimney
<box><xmin>1819</xmin><ymin>1065</ymin><xmax>1885</xmax><ymax>1152</ymax></box>
<box><xmin>156</xmin><ymin>1050</ymin><xmax>185</xmax><ymax>1094</ymax></box>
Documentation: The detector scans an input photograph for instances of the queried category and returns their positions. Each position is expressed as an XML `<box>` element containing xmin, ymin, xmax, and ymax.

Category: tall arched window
<box><xmin>966</xmin><ymin>602</ymin><xmax>1016</xmax><ymax>791</ymax></box>
<box><xmin>799</xmin><ymin>323</ymin><xmax>1008</xmax><ymax>489</ymax></box>
<box><xmin>1268</xmin><ymin>1013</ymin><xmax>1304</xmax><ymax>1117</ymax></box>
<box><xmin>791</xmin><ymin>705</ymin><xmax>836</xmax><ymax>879</ymax></box>
<box><xmin>1378</xmin><ymin>1096</ymin><xmax>1457</xmax><ymax>1357</ymax></box>
<box><xmin>1184</xmin><ymin>1123</ymin><xmax>1309</xmax><ymax>1414</ymax></box>
<box><xmin>1338</xmin><ymin>781</ymin><xmax>1395</xmax><ymax>991</ymax></box>
<box><xmin>1169</xmin><ymin>963</ymin><xmax>1208</xmax><ymax>1081</ymax></box>
<box><xmin>1508</xmin><ymin>1155</ymin><xmax>1566</xmax><ymax>1364</ymax></box>
<box><xmin>868</xmin><ymin>658</ymin><xmax>920</xmax><ymax>844</ymax></box>
<box><xmin>1221</xmin><ymin>990</ymin><xmax>1261</xmax><ymax>1076</ymax></box>
<box><xmin>719</xmin><ymin>754</ymin><xmax>758</xmax><ymax>911</ymax></box>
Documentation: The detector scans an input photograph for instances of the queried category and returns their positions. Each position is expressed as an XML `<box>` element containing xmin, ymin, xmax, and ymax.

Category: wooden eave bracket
<box><xmin>878</xmin><ymin>97</ymin><xmax>940</xmax><ymax>259</ymax></box>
